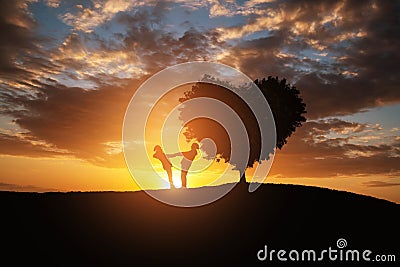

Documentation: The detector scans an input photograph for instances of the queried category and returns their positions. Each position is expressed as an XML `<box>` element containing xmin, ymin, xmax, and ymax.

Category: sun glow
<box><xmin>139</xmin><ymin>83</ymin><xmax>246</xmax><ymax>190</ymax></box>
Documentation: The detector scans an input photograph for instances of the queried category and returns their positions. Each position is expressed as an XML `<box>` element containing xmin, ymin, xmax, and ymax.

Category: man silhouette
<box><xmin>167</xmin><ymin>143</ymin><xmax>199</xmax><ymax>188</ymax></box>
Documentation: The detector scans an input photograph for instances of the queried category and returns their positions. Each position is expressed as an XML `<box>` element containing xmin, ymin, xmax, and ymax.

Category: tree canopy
<box><xmin>179</xmin><ymin>76</ymin><xmax>306</xmax><ymax>178</ymax></box>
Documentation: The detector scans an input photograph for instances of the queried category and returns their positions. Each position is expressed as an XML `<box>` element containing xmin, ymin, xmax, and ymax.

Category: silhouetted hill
<box><xmin>1</xmin><ymin>183</ymin><xmax>398</xmax><ymax>266</ymax></box>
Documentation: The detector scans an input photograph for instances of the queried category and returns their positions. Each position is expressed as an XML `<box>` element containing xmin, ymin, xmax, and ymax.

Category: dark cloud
<box><xmin>117</xmin><ymin>7</ymin><xmax>226</xmax><ymax>74</ymax></box>
<box><xmin>0</xmin><ymin>132</ymin><xmax>69</xmax><ymax>158</ymax></box>
<box><xmin>269</xmin><ymin>119</ymin><xmax>400</xmax><ymax>178</ymax></box>
<box><xmin>51</xmin><ymin>4</ymin><xmax>226</xmax><ymax>83</ymax></box>
<box><xmin>0</xmin><ymin>0</ymin><xmax>62</xmax><ymax>99</ymax></box>
<box><xmin>0</xmin><ymin>0</ymin><xmax>43</xmax><ymax>79</ymax></box>
<box><xmin>305</xmin><ymin>118</ymin><xmax>366</xmax><ymax>134</ymax></box>
<box><xmin>296</xmin><ymin>73</ymin><xmax>400</xmax><ymax>118</ymax></box>
<box><xmin>363</xmin><ymin>181</ymin><xmax>400</xmax><ymax>187</ymax></box>
<box><xmin>221</xmin><ymin>0</ymin><xmax>400</xmax><ymax>118</ymax></box>
<box><xmin>1</xmin><ymin>80</ymin><xmax>142</xmax><ymax>167</ymax></box>
<box><xmin>220</xmin><ymin>28</ymin><xmax>301</xmax><ymax>79</ymax></box>
<box><xmin>0</xmin><ymin>182</ymin><xmax>55</xmax><ymax>192</ymax></box>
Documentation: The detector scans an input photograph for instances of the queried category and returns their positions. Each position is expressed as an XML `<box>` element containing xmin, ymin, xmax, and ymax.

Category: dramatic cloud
<box><xmin>50</xmin><ymin>4</ymin><xmax>226</xmax><ymax>85</ymax></box>
<box><xmin>0</xmin><ymin>0</ymin><xmax>37</xmax><ymax>75</ymax></box>
<box><xmin>51</xmin><ymin>32</ymin><xmax>147</xmax><ymax>83</ymax></box>
<box><xmin>0</xmin><ymin>0</ymin><xmax>63</xmax><ymax>100</ymax></box>
<box><xmin>363</xmin><ymin>181</ymin><xmax>400</xmax><ymax>188</ymax></box>
<box><xmin>116</xmin><ymin>8</ymin><xmax>226</xmax><ymax>74</ymax></box>
<box><xmin>269</xmin><ymin>119</ymin><xmax>400</xmax><ymax>178</ymax></box>
<box><xmin>45</xmin><ymin>0</ymin><xmax>60</xmax><ymax>8</ymax></box>
<box><xmin>0</xmin><ymin>132</ymin><xmax>70</xmax><ymax>158</ymax></box>
<box><xmin>218</xmin><ymin>0</ymin><xmax>400</xmax><ymax>118</ymax></box>
<box><xmin>0</xmin><ymin>182</ymin><xmax>55</xmax><ymax>192</ymax></box>
<box><xmin>60</xmin><ymin>0</ymin><xmax>147</xmax><ymax>32</ymax></box>
<box><xmin>1</xmin><ymin>79</ymin><xmax>143</xmax><ymax>167</ymax></box>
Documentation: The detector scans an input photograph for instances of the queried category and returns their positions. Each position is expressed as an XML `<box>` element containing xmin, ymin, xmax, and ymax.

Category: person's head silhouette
<box><xmin>191</xmin><ymin>143</ymin><xmax>199</xmax><ymax>151</ymax></box>
<box><xmin>154</xmin><ymin>145</ymin><xmax>162</xmax><ymax>152</ymax></box>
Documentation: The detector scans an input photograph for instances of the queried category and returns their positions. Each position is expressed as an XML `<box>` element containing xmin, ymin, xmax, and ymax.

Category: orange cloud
<box><xmin>60</xmin><ymin>0</ymin><xmax>148</xmax><ymax>32</ymax></box>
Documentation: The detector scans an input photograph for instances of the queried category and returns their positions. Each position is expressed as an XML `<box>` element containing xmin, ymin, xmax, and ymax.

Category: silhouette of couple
<box><xmin>153</xmin><ymin>143</ymin><xmax>199</xmax><ymax>188</ymax></box>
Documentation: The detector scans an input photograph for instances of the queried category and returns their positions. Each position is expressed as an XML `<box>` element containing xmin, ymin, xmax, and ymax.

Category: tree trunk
<box><xmin>240</xmin><ymin>171</ymin><xmax>246</xmax><ymax>183</ymax></box>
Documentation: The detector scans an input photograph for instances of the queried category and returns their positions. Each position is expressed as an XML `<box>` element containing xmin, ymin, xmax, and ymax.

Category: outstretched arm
<box><xmin>166</xmin><ymin>152</ymin><xmax>181</xmax><ymax>158</ymax></box>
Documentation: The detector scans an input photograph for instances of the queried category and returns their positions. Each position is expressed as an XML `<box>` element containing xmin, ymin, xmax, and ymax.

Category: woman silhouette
<box><xmin>167</xmin><ymin>143</ymin><xmax>199</xmax><ymax>188</ymax></box>
<box><xmin>153</xmin><ymin>145</ymin><xmax>174</xmax><ymax>188</ymax></box>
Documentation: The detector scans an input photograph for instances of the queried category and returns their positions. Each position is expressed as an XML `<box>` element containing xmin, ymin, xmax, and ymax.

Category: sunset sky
<box><xmin>0</xmin><ymin>0</ymin><xmax>399</xmax><ymax>203</ymax></box>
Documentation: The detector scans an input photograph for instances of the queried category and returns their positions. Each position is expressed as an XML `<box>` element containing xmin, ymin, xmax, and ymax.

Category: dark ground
<box><xmin>1</xmin><ymin>182</ymin><xmax>399</xmax><ymax>266</ymax></box>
